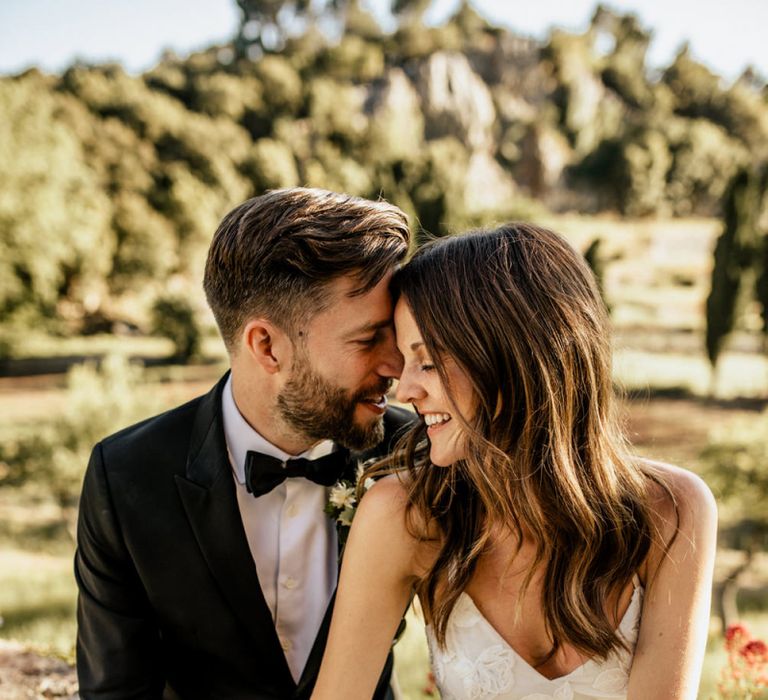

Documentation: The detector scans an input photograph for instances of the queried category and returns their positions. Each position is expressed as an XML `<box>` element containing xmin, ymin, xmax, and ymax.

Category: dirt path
<box><xmin>0</xmin><ymin>641</ymin><xmax>76</xmax><ymax>700</ymax></box>
<box><xmin>623</xmin><ymin>395</ymin><xmax>765</xmax><ymax>467</ymax></box>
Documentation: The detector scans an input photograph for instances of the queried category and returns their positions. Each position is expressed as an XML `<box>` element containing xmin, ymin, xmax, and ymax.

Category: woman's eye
<box><xmin>420</xmin><ymin>363</ymin><xmax>435</xmax><ymax>372</ymax></box>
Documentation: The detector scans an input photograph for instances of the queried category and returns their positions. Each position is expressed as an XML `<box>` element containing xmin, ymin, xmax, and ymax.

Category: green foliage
<box><xmin>407</xmin><ymin>137</ymin><xmax>470</xmax><ymax>236</ymax></box>
<box><xmin>0</xmin><ymin>75</ymin><xmax>113</xmax><ymax>326</ymax></box>
<box><xmin>254</xmin><ymin>55</ymin><xmax>303</xmax><ymax>115</ymax></box>
<box><xmin>592</xmin><ymin>7</ymin><xmax>654</xmax><ymax>109</ymax></box>
<box><xmin>244</xmin><ymin>138</ymin><xmax>300</xmax><ymax>191</ymax></box>
<box><xmin>110</xmin><ymin>192</ymin><xmax>178</xmax><ymax>289</ymax></box>
<box><xmin>366</xmin><ymin>70</ymin><xmax>425</xmax><ymax>165</ymax></box>
<box><xmin>193</xmin><ymin>73</ymin><xmax>264</xmax><ymax>121</ymax></box>
<box><xmin>0</xmin><ymin>356</ymin><xmax>159</xmax><ymax>514</ymax></box>
<box><xmin>664</xmin><ymin>118</ymin><xmax>748</xmax><ymax>216</ymax></box>
<box><xmin>304</xmin><ymin>141</ymin><xmax>373</xmax><ymax>197</ymax></box>
<box><xmin>308</xmin><ymin>78</ymin><xmax>368</xmax><ymax>145</ymax></box>
<box><xmin>701</xmin><ymin>410</ymin><xmax>768</xmax><ymax>544</ymax></box>
<box><xmin>663</xmin><ymin>47</ymin><xmax>768</xmax><ymax>153</ymax></box>
<box><xmin>583</xmin><ymin>237</ymin><xmax>610</xmax><ymax>313</ymax></box>
<box><xmin>543</xmin><ymin>30</ymin><xmax>606</xmax><ymax>154</ymax></box>
<box><xmin>150</xmin><ymin>296</ymin><xmax>202</xmax><ymax>361</ymax></box>
<box><xmin>569</xmin><ymin>128</ymin><xmax>672</xmax><ymax>216</ymax></box>
<box><xmin>706</xmin><ymin>166</ymin><xmax>768</xmax><ymax>366</ymax></box>
<box><xmin>320</xmin><ymin>35</ymin><xmax>385</xmax><ymax>82</ymax></box>
<box><xmin>2</xmin><ymin>2</ymin><xmax>768</xmax><ymax>354</ymax></box>
<box><xmin>619</xmin><ymin>128</ymin><xmax>672</xmax><ymax>216</ymax></box>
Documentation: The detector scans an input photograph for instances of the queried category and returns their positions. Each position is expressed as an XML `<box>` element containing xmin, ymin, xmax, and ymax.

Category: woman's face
<box><xmin>394</xmin><ymin>298</ymin><xmax>475</xmax><ymax>466</ymax></box>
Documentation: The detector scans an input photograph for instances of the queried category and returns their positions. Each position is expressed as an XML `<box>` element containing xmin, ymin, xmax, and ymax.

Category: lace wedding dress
<box><xmin>425</xmin><ymin>580</ymin><xmax>643</xmax><ymax>700</ymax></box>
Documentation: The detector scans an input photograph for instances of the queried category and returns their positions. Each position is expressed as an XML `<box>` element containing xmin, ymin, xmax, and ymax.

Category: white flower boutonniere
<box><xmin>324</xmin><ymin>461</ymin><xmax>377</xmax><ymax>547</ymax></box>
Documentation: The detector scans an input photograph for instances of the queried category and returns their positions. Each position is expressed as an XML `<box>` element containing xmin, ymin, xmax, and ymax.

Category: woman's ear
<box><xmin>242</xmin><ymin>318</ymin><xmax>290</xmax><ymax>374</ymax></box>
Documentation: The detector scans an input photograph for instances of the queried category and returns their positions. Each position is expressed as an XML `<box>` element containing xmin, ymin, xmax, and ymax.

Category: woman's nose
<box><xmin>395</xmin><ymin>366</ymin><xmax>425</xmax><ymax>404</ymax></box>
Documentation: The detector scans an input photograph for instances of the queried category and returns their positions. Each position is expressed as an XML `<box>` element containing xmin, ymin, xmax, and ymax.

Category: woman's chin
<box><xmin>428</xmin><ymin>446</ymin><xmax>462</xmax><ymax>467</ymax></box>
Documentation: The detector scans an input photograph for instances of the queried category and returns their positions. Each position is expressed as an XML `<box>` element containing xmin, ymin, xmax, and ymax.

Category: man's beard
<box><xmin>276</xmin><ymin>354</ymin><xmax>390</xmax><ymax>451</ymax></box>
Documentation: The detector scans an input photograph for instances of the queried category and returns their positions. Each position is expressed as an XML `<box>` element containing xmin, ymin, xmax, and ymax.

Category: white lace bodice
<box><xmin>425</xmin><ymin>582</ymin><xmax>643</xmax><ymax>700</ymax></box>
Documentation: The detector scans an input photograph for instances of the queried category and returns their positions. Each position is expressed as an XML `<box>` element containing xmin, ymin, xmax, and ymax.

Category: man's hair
<box><xmin>203</xmin><ymin>187</ymin><xmax>410</xmax><ymax>352</ymax></box>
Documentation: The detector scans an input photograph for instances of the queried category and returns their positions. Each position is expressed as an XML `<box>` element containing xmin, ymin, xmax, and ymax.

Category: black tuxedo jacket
<box><xmin>75</xmin><ymin>374</ymin><xmax>415</xmax><ymax>699</ymax></box>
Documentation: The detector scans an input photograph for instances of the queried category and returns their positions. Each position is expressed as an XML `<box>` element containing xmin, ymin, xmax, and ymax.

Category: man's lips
<box><xmin>359</xmin><ymin>395</ymin><xmax>388</xmax><ymax>414</ymax></box>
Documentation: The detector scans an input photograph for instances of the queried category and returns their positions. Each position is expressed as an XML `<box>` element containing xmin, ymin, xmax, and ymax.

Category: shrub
<box><xmin>0</xmin><ymin>355</ymin><xmax>159</xmax><ymax>531</ymax></box>
<box><xmin>150</xmin><ymin>296</ymin><xmax>202</xmax><ymax>362</ymax></box>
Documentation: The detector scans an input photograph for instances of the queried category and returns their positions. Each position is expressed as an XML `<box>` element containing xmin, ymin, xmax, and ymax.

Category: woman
<box><xmin>312</xmin><ymin>223</ymin><xmax>717</xmax><ymax>699</ymax></box>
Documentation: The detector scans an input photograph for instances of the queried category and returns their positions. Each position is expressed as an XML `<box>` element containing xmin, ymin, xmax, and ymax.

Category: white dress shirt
<box><xmin>221</xmin><ymin>375</ymin><xmax>339</xmax><ymax>683</ymax></box>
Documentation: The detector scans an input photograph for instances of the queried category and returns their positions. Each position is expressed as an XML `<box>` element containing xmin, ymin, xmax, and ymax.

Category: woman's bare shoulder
<box><xmin>355</xmin><ymin>473</ymin><xmax>439</xmax><ymax>575</ymax></box>
<box><xmin>358</xmin><ymin>472</ymin><xmax>409</xmax><ymax>516</ymax></box>
<box><xmin>637</xmin><ymin>458</ymin><xmax>718</xmax><ymax>581</ymax></box>
<box><xmin>640</xmin><ymin>459</ymin><xmax>717</xmax><ymax>526</ymax></box>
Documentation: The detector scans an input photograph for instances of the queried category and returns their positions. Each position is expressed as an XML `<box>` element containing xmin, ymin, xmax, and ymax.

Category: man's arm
<box><xmin>75</xmin><ymin>442</ymin><xmax>165</xmax><ymax>699</ymax></box>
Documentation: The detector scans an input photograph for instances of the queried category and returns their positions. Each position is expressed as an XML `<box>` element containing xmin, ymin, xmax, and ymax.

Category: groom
<box><xmin>75</xmin><ymin>188</ymin><xmax>414</xmax><ymax>699</ymax></box>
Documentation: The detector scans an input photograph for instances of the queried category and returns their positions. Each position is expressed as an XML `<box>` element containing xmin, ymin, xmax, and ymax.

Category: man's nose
<box><xmin>373</xmin><ymin>323</ymin><xmax>403</xmax><ymax>378</ymax></box>
<box><xmin>378</xmin><ymin>339</ymin><xmax>404</xmax><ymax>378</ymax></box>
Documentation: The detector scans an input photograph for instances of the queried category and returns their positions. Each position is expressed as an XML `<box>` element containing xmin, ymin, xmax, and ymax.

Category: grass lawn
<box><xmin>0</xmin><ymin>548</ymin><xmax>77</xmax><ymax>661</ymax></box>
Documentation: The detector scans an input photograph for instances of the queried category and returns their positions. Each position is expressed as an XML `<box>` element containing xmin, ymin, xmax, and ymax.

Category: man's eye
<box><xmin>356</xmin><ymin>335</ymin><xmax>378</xmax><ymax>347</ymax></box>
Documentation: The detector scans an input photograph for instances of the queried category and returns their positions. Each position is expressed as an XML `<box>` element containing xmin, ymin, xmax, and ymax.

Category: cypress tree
<box><xmin>705</xmin><ymin>166</ymin><xmax>767</xmax><ymax>367</ymax></box>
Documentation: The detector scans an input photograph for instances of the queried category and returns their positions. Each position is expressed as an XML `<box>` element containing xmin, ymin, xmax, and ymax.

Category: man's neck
<box><xmin>230</xmin><ymin>371</ymin><xmax>317</xmax><ymax>456</ymax></box>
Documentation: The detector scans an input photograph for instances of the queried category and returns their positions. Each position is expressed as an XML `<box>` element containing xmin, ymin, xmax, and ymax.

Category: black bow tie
<box><xmin>244</xmin><ymin>449</ymin><xmax>352</xmax><ymax>497</ymax></box>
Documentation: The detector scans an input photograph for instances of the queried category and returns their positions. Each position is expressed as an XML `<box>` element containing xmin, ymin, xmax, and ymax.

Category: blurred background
<box><xmin>1</xmin><ymin>0</ymin><xmax>767</xmax><ymax>696</ymax></box>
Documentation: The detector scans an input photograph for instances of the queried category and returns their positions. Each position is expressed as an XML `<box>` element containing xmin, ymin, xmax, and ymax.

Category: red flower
<box><xmin>740</xmin><ymin>639</ymin><xmax>768</xmax><ymax>663</ymax></box>
<box><xmin>725</xmin><ymin>622</ymin><xmax>751</xmax><ymax>652</ymax></box>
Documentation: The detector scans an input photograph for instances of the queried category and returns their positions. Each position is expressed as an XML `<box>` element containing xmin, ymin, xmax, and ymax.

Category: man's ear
<box><xmin>242</xmin><ymin>319</ymin><xmax>291</xmax><ymax>374</ymax></box>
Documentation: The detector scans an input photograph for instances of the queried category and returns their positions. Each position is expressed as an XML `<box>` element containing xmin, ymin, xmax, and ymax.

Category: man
<box><xmin>75</xmin><ymin>188</ymin><xmax>414</xmax><ymax>699</ymax></box>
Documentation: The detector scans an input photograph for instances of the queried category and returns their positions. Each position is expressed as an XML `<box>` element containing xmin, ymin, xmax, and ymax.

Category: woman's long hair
<box><xmin>388</xmin><ymin>223</ymin><xmax>674</xmax><ymax>664</ymax></box>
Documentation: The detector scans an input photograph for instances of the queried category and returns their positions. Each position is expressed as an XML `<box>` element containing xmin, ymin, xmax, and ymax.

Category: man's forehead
<box><xmin>306</xmin><ymin>273</ymin><xmax>394</xmax><ymax>333</ymax></box>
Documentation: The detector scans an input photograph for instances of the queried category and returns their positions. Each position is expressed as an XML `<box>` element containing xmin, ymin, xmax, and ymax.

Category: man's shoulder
<box><xmin>97</xmin><ymin>377</ymin><xmax>224</xmax><ymax>466</ymax></box>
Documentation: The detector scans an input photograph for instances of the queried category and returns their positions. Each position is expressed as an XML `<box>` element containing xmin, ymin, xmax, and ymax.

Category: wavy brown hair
<box><xmin>388</xmin><ymin>223</ymin><xmax>675</xmax><ymax>665</ymax></box>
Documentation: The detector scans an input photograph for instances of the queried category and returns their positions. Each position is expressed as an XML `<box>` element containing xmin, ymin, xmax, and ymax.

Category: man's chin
<box><xmin>337</xmin><ymin>407</ymin><xmax>385</xmax><ymax>450</ymax></box>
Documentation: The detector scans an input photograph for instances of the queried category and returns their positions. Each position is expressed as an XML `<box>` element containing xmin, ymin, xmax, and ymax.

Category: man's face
<box><xmin>276</xmin><ymin>271</ymin><xmax>403</xmax><ymax>450</ymax></box>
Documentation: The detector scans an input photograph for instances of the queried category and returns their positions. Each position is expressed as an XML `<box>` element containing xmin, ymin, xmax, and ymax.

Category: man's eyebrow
<box><xmin>343</xmin><ymin>319</ymin><xmax>392</xmax><ymax>338</ymax></box>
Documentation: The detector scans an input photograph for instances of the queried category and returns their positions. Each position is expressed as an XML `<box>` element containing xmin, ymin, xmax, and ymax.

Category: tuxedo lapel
<box><xmin>174</xmin><ymin>375</ymin><xmax>295</xmax><ymax>690</ymax></box>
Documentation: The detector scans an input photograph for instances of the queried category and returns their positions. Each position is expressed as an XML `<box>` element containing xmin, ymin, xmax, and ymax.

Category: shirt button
<box><xmin>279</xmin><ymin>637</ymin><xmax>292</xmax><ymax>651</ymax></box>
<box><xmin>283</xmin><ymin>577</ymin><xmax>298</xmax><ymax>589</ymax></box>
<box><xmin>286</xmin><ymin>504</ymin><xmax>299</xmax><ymax>518</ymax></box>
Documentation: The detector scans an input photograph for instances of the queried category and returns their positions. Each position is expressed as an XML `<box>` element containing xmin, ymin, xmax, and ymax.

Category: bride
<box><xmin>311</xmin><ymin>223</ymin><xmax>717</xmax><ymax>699</ymax></box>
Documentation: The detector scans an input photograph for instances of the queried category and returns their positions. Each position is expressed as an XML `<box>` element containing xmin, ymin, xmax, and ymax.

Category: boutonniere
<box><xmin>325</xmin><ymin>458</ymin><xmax>409</xmax><ymax>645</ymax></box>
<box><xmin>324</xmin><ymin>460</ymin><xmax>376</xmax><ymax>548</ymax></box>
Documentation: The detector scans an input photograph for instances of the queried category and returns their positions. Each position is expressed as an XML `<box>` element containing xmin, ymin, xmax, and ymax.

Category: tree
<box><xmin>592</xmin><ymin>5</ymin><xmax>654</xmax><ymax>109</ymax></box>
<box><xmin>234</xmin><ymin>0</ymin><xmax>348</xmax><ymax>57</ymax></box>
<box><xmin>0</xmin><ymin>73</ymin><xmax>112</xmax><ymax>347</ymax></box>
<box><xmin>151</xmin><ymin>296</ymin><xmax>202</xmax><ymax>362</ymax></box>
<box><xmin>705</xmin><ymin>165</ymin><xmax>768</xmax><ymax>372</ymax></box>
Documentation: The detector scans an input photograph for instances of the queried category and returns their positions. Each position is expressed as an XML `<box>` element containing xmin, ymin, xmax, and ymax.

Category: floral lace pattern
<box><xmin>426</xmin><ymin>584</ymin><xmax>642</xmax><ymax>700</ymax></box>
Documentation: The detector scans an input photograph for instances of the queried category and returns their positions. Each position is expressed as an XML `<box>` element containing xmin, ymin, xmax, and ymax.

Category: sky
<box><xmin>0</xmin><ymin>0</ymin><xmax>766</xmax><ymax>81</ymax></box>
